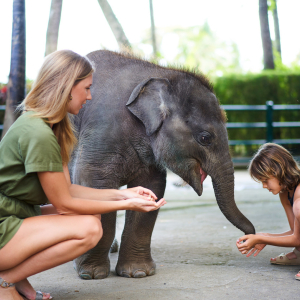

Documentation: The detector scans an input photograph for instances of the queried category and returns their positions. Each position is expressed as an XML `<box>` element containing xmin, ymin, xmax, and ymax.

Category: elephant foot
<box><xmin>116</xmin><ymin>260</ymin><xmax>156</xmax><ymax>278</ymax></box>
<box><xmin>73</xmin><ymin>257</ymin><xmax>110</xmax><ymax>280</ymax></box>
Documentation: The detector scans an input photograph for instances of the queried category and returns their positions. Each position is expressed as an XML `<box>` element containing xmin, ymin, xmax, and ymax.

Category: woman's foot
<box><xmin>295</xmin><ymin>271</ymin><xmax>300</xmax><ymax>280</ymax></box>
<box><xmin>0</xmin><ymin>285</ymin><xmax>24</xmax><ymax>300</ymax></box>
<box><xmin>16</xmin><ymin>279</ymin><xmax>52</xmax><ymax>300</ymax></box>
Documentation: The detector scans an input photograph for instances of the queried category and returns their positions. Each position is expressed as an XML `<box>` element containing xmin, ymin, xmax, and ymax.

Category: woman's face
<box><xmin>68</xmin><ymin>74</ymin><xmax>93</xmax><ymax>115</ymax></box>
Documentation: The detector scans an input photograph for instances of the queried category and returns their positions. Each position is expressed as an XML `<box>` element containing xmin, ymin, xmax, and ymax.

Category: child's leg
<box><xmin>292</xmin><ymin>200</ymin><xmax>300</xmax><ymax>279</ymax></box>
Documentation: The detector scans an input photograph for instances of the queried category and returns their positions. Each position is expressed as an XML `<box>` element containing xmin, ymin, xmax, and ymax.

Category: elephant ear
<box><xmin>126</xmin><ymin>77</ymin><xmax>171</xmax><ymax>136</ymax></box>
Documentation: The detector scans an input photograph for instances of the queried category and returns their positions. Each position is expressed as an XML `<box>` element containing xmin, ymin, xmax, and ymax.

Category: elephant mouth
<box><xmin>200</xmin><ymin>166</ymin><xmax>207</xmax><ymax>184</ymax></box>
<box><xmin>170</xmin><ymin>161</ymin><xmax>207</xmax><ymax>196</ymax></box>
<box><xmin>185</xmin><ymin>162</ymin><xmax>207</xmax><ymax>196</ymax></box>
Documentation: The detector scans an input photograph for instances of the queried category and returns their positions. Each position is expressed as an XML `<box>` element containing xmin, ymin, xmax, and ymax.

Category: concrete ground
<box><xmin>28</xmin><ymin>171</ymin><xmax>300</xmax><ymax>300</ymax></box>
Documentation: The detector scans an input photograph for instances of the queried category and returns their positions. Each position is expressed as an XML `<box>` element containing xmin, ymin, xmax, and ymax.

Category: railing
<box><xmin>221</xmin><ymin>101</ymin><xmax>300</xmax><ymax>166</ymax></box>
<box><xmin>221</xmin><ymin>101</ymin><xmax>300</xmax><ymax>145</ymax></box>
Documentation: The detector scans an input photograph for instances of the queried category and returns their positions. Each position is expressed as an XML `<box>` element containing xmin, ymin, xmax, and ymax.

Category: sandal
<box><xmin>0</xmin><ymin>276</ymin><xmax>15</xmax><ymax>288</ymax></box>
<box><xmin>19</xmin><ymin>291</ymin><xmax>52</xmax><ymax>300</ymax></box>
<box><xmin>295</xmin><ymin>272</ymin><xmax>300</xmax><ymax>280</ymax></box>
<box><xmin>271</xmin><ymin>248</ymin><xmax>300</xmax><ymax>265</ymax></box>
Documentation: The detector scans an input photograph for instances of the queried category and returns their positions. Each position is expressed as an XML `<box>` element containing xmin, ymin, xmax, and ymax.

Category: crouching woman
<box><xmin>0</xmin><ymin>50</ymin><xmax>166</xmax><ymax>300</ymax></box>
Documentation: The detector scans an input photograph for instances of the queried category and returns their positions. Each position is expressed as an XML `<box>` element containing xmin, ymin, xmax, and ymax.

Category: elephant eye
<box><xmin>194</xmin><ymin>131</ymin><xmax>212</xmax><ymax>146</ymax></box>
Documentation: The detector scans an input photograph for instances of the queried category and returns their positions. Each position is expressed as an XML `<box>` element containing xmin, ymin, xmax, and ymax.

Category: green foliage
<box><xmin>268</xmin><ymin>0</ymin><xmax>276</xmax><ymax>11</ymax></box>
<box><xmin>25</xmin><ymin>79</ymin><xmax>33</xmax><ymax>95</ymax></box>
<box><xmin>273</xmin><ymin>49</ymin><xmax>300</xmax><ymax>72</ymax></box>
<box><xmin>173</xmin><ymin>23</ymin><xmax>241</xmax><ymax>77</ymax></box>
<box><xmin>214</xmin><ymin>71</ymin><xmax>300</xmax><ymax>105</ymax></box>
<box><xmin>213</xmin><ymin>71</ymin><xmax>300</xmax><ymax>157</ymax></box>
<box><xmin>136</xmin><ymin>23</ymin><xmax>241</xmax><ymax>77</ymax></box>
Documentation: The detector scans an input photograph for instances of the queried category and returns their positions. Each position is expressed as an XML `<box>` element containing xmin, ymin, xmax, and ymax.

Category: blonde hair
<box><xmin>249</xmin><ymin>143</ymin><xmax>300</xmax><ymax>191</ymax></box>
<box><xmin>18</xmin><ymin>50</ymin><xmax>94</xmax><ymax>163</ymax></box>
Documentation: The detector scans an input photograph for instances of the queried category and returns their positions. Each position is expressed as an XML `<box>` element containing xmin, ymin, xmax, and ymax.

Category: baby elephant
<box><xmin>69</xmin><ymin>50</ymin><xmax>255</xmax><ymax>279</ymax></box>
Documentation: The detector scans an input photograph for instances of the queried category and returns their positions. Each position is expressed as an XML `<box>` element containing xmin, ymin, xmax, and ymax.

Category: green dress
<box><xmin>0</xmin><ymin>111</ymin><xmax>63</xmax><ymax>249</ymax></box>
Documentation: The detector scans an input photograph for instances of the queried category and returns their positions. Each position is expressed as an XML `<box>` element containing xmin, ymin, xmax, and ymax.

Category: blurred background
<box><xmin>0</xmin><ymin>0</ymin><xmax>299</xmax><ymax>160</ymax></box>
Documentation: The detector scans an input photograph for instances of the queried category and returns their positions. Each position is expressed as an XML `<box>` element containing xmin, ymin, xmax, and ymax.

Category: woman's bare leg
<box><xmin>0</xmin><ymin>214</ymin><xmax>102</xmax><ymax>299</ymax></box>
<box><xmin>12</xmin><ymin>204</ymin><xmax>59</xmax><ymax>299</ymax></box>
<box><xmin>17</xmin><ymin>210</ymin><xmax>101</xmax><ymax>299</ymax></box>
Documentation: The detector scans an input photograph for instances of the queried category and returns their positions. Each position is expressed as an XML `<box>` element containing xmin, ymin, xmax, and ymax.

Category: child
<box><xmin>236</xmin><ymin>143</ymin><xmax>300</xmax><ymax>280</ymax></box>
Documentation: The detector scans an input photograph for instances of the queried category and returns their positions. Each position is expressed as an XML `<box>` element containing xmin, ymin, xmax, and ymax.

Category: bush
<box><xmin>213</xmin><ymin>71</ymin><xmax>300</xmax><ymax>157</ymax></box>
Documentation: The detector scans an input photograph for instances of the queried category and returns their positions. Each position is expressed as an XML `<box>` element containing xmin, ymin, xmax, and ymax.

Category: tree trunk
<box><xmin>97</xmin><ymin>0</ymin><xmax>131</xmax><ymax>50</ymax></box>
<box><xmin>272</xmin><ymin>0</ymin><xmax>281</xmax><ymax>58</ymax></box>
<box><xmin>45</xmin><ymin>0</ymin><xmax>63</xmax><ymax>56</ymax></box>
<box><xmin>149</xmin><ymin>0</ymin><xmax>157</xmax><ymax>58</ymax></box>
<box><xmin>2</xmin><ymin>0</ymin><xmax>26</xmax><ymax>139</ymax></box>
<box><xmin>259</xmin><ymin>0</ymin><xmax>274</xmax><ymax>69</ymax></box>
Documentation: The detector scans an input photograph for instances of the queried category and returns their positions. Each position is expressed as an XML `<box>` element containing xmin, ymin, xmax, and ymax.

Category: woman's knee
<box><xmin>80</xmin><ymin>215</ymin><xmax>103</xmax><ymax>247</ymax></box>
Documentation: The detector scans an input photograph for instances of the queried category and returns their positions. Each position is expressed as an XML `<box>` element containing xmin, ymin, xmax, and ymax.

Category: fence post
<box><xmin>266</xmin><ymin>100</ymin><xmax>273</xmax><ymax>142</ymax></box>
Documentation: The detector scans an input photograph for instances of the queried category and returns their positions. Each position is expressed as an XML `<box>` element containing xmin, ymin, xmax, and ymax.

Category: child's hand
<box><xmin>245</xmin><ymin>243</ymin><xmax>266</xmax><ymax>257</ymax></box>
<box><xmin>245</xmin><ymin>233</ymin><xmax>267</xmax><ymax>257</ymax></box>
<box><xmin>236</xmin><ymin>234</ymin><xmax>260</xmax><ymax>255</ymax></box>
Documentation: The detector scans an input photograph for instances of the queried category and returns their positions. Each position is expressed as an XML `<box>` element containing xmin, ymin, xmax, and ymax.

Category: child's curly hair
<box><xmin>249</xmin><ymin>143</ymin><xmax>300</xmax><ymax>191</ymax></box>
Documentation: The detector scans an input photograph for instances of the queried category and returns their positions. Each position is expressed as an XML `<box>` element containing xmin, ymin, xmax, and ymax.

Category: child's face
<box><xmin>261</xmin><ymin>177</ymin><xmax>282</xmax><ymax>195</ymax></box>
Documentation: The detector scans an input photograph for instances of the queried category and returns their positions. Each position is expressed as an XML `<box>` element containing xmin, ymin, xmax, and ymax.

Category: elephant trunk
<box><xmin>211</xmin><ymin>159</ymin><xmax>255</xmax><ymax>235</ymax></box>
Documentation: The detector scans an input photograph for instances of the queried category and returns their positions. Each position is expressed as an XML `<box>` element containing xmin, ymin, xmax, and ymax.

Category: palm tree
<box><xmin>149</xmin><ymin>0</ymin><xmax>157</xmax><ymax>58</ymax></box>
<box><xmin>97</xmin><ymin>0</ymin><xmax>131</xmax><ymax>50</ymax></box>
<box><xmin>272</xmin><ymin>0</ymin><xmax>281</xmax><ymax>59</ymax></box>
<box><xmin>259</xmin><ymin>0</ymin><xmax>274</xmax><ymax>69</ymax></box>
<box><xmin>2</xmin><ymin>0</ymin><xmax>26</xmax><ymax>139</ymax></box>
<box><xmin>45</xmin><ymin>0</ymin><xmax>63</xmax><ymax>56</ymax></box>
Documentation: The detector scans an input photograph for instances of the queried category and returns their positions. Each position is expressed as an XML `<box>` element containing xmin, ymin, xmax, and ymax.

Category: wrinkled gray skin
<box><xmin>69</xmin><ymin>50</ymin><xmax>255</xmax><ymax>280</ymax></box>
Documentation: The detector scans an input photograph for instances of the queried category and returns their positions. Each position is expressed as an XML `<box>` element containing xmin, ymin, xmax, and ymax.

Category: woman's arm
<box><xmin>63</xmin><ymin>165</ymin><xmax>156</xmax><ymax>201</ymax></box>
<box><xmin>38</xmin><ymin>171</ymin><xmax>166</xmax><ymax>215</ymax></box>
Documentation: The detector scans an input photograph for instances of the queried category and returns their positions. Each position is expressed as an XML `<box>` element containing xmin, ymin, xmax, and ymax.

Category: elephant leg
<box><xmin>116</xmin><ymin>167</ymin><xmax>166</xmax><ymax>278</ymax></box>
<box><xmin>73</xmin><ymin>211</ymin><xmax>117</xmax><ymax>279</ymax></box>
<box><xmin>110</xmin><ymin>238</ymin><xmax>119</xmax><ymax>253</ymax></box>
<box><xmin>70</xmin><ymin>156</ymin><xmax>120</xmax><ymax>280</ymax></box>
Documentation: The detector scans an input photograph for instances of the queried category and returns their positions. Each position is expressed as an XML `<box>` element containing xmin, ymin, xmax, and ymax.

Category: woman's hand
<box><xmin>127</xmin><ymin>198</ymin><xmax>166</xmax><ymax>212</ymax></box>
<box><xmin>120</xmin><ymin>186</ymin><xmax>158</xmax><ymax>202</ymax></box>
<box><xmin>236</xmin><ymin>234</ymin><xmax>261</xmax><ymax>255</ymax></box>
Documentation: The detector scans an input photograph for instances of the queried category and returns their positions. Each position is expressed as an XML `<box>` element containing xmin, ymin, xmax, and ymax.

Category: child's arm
<box><xmin>237</xmin><ymin>213</ymin><xmax>300</xmax><ymax>255</ymax></box>
<box><xmin>261</xmin><ymin>231</ymin><xmax>293</xmax><ymax>237</ymax></box>
<box><xmin>237</xmin><ymin>188</ymin><xmax>300</xmax><ymax>256</ymax></box>
<box><xmin>237</xmin><ymin>232</ymin><xmax>300</xmax><ymax>254</ymax></box>
<box><xmin>280</xmin><ymin>191</ymin><xmax>295</xmax><ymax>231</ymax></box>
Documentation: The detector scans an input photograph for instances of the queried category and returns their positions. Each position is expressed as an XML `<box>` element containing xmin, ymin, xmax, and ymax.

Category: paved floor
<box><xmin>28</xmin><ymin>171</ymin><xmax>300</xmax><ymax>300</ymax></box>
